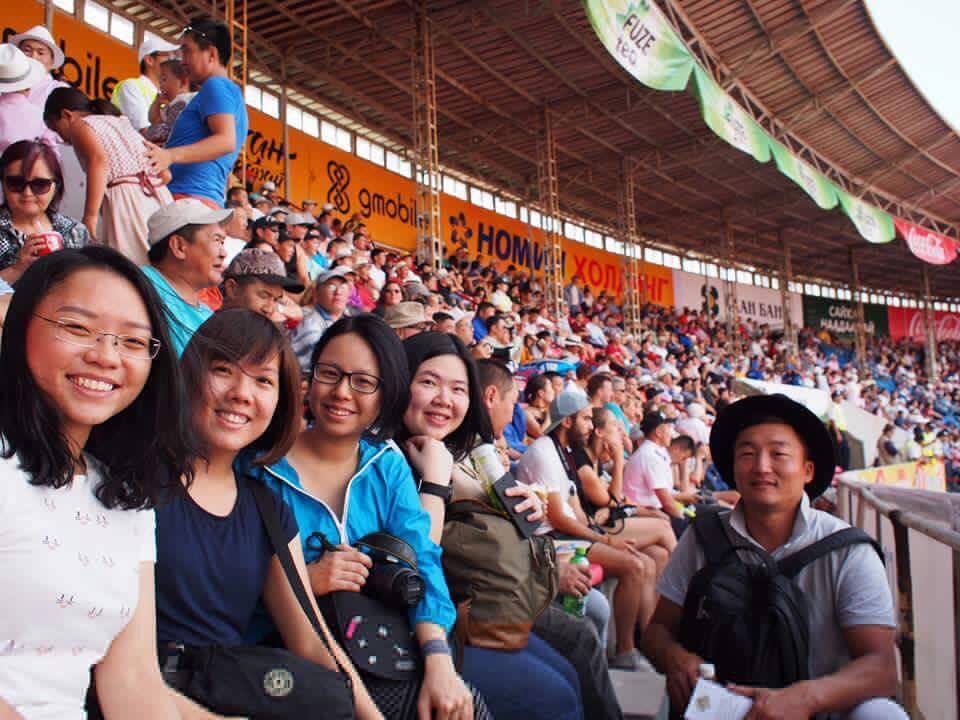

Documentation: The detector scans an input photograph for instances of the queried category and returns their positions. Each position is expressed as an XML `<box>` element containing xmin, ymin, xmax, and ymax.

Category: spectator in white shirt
<box><xmin>624</xmin><ymin>412</ymin><xmax>687</xmax><ymax>520</ymax></box>
<box><xmin>516</xmin><ymin>390</ymin><xmax>658</xmax><ymax>671</ymax></box>
<box><xmin>111</xmin><ymin>35</ymin><xmax>180</xmax><ymax>131</ymax></box>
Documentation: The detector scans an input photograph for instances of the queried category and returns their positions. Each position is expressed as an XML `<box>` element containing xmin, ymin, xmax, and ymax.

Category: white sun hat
<box><xmin>11</xmin><ymin>25</ymin><xmax>64</xmax><ymax>70</ymax></box>
<box><xmin>0</xmin><ymin>44</ymin><xmax>48</xmax><ymax>93</ymax></box>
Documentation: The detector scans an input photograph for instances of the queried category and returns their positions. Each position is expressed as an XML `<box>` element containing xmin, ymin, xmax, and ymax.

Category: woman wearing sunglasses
<box><xmin>0</xmin><ymin>139</ymin><xmax>90</xmax><ymax>286</ymax></box>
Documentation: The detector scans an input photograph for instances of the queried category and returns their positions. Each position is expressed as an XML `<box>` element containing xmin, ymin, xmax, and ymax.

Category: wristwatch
<box><xmin>419</xmin><ymin>480</ymin><xmax>453</xmax><ymax>504</ymax></box>
<box><xmin>421</xmin><ymin>638</ymin><xmax>451</xmax><ymax>656</ymax></box>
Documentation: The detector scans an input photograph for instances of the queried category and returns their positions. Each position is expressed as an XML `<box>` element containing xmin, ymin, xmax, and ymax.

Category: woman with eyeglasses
<box><xmin>0</xmin><ymin>246</ymin><xmax>194</xmax><ymax>718</ymax></box>
<box><xmin>241</xmin><ymin>314</ymin><xmax>479</xmax><ymax>720</ymax></box>
<box><xmin>0</xmin><ymin>139</ymin><xmax>90</xmax><ymax>286</ymax></box>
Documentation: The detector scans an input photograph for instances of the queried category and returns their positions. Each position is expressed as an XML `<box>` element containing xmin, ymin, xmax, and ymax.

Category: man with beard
<box><xmin>517</xmin><ymin>391</ymin><xmax>658</xmax><ymax>671</ymax></box>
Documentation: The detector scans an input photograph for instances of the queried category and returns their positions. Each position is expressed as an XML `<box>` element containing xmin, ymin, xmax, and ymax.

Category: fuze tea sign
<box><xmin>802</xmin><ymin>296</ymin><xmax>889</xmax><ymax>341</ymax></box>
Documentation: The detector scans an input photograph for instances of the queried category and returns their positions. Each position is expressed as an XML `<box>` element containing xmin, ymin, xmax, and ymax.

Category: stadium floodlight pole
<box><xmin>779</xmin><ymin>230</ymin><xmax>797</xmax><ymax>350</ymax></box>
<box><xmin>412</xmin><ymin>0</ymin><xmax>443</xmax><ymax>273</ymax></box>
<box><xmin>538</xmin><ymin>106</ymin><xmax>563</xmax><ymax>322</ymax></box>
<box><xmin>619</xmin><ymin>157</ymin><xmax>642</xmax><ymax>337</ymax></box>
<box><xmin>849</xmin><ymin>248</ymin><xmax>867</xmax><ymax>367</ymax></box>
<box><xmin>922</xmin><ymin>264</ymin><xmax>938</xmax><ymax>379</ymax></box>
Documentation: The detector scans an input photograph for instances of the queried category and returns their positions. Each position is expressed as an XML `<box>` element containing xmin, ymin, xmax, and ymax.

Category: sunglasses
<box><xmin>178</xmin><ymin>25</ymin><xmax>211</xmax><ymax>42</ymax></box>
<box><xmin>3</xmin><ymin>175</ymin><xmax>56</xmax><ymax>195</ymax></box>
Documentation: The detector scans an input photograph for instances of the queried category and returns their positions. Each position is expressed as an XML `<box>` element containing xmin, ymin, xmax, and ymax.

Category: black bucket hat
<box><xmin>709</xmin><ymin>394</ymin><xmax>835</xmax><ymax>499</ymax></box>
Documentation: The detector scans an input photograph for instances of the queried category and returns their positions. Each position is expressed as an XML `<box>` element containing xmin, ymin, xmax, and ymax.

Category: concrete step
<box><xmin>610</xmin><ymin>668</ymin><xmax>669</xmax><ymax>720</ymax></box>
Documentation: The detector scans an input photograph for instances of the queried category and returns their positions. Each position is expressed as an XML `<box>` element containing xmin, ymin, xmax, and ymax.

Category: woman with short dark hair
<box><xmin>0</xmin><ymin>139</ymin><xmax>89</xmax><ymax>285</ymax></box>
<box><xmin>155</xmin><ymin>308</ymin><xmax>378</xmax><ymax>718</ymax></box>
<box><xmin>0</xmin><ymin>246</ymin><xmax>193</xmax><ymax>717</ymax></box>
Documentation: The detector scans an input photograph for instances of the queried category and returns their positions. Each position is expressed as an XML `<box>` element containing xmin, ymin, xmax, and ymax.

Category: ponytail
<box><xmin>88</xmin><ymin>97</ymin><xmax>121</xmax><ymax>117</ymax></box>
<box><xmin>43</xmin><ymin>87</ymin><xmax>120</xmax><ymax>126</ymax></box>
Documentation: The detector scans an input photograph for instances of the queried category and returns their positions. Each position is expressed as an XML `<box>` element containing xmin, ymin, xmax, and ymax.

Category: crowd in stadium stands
<box><xmin>0</xmin><ymin>14</ymin><xmax>920</xmax><ymax>720</ymax></box>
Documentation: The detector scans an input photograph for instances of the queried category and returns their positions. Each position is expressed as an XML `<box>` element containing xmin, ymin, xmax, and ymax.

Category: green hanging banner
<box><xmin>769</xmin><ymin>140</ymin><xmax>839</xmax><ymax>210</ymax></box>
<box><xmin>691</xmin><ymin>64</ymin><xmax>771</xmax><ymax>163</ymax></box>
<box><xmin>583</xmin><ymin>0</ymin><xmax>695</xmax><ymax>92</ymax></box>
<box><xmin>836</xmin><ymin>189</ymin><xmax>895</xmax><ymax>244</ymax></box>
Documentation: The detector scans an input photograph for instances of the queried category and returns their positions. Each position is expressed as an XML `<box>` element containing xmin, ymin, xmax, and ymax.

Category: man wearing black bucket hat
<box><xmin>642</xmin><ymin>394</ymin><xmax>905</xmax><ymax>720</ymax></box>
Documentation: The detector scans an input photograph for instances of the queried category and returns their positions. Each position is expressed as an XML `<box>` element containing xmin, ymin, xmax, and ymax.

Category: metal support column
<box><xmin>44</xmin><ymin>0</ymin><xmax>55</xmax><ymax>32</ymax></box>
<box><xmin>223</xmin><ymin>0</ymin><xmax>248</xmax><ymax>183</ymax></box>
<box><xmin>849</xmin><ymin>249</ymin><xmax>867</xmax><ymax>366</ymax></box>
<box><xmin>538</xmin><ymin>106</ymin><xmax>563</xmax><ymax>321</ymax></box>
<box><xmin>724</xmin><ymin>223</ymin><xmax>741</xmax><ymax>354</ymax></box>
<box><xmin>779</xmin><ymin>231</ymin><xmax>797</xmax><ymax>349</ymax></box>
<box><xmin>280</xmin><ymin>56</ymin><xmax>290</xmax><ymax>199</ymax></box>
<box><xmin>412</xmin><ymin>1</ymin><xmax>442</xmax><ymax>272</ymax></box>
<box><xmin>619</xmin><ymin>158</ymin><xmax>641</xmax><ymax>337</ymax></box>
<box><xmin>922</xmin><ymin>264</ymin><xmax>938</xmax><ymax>379</ymax></box>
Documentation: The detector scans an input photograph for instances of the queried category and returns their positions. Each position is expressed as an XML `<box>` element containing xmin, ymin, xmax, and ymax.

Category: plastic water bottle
<box><xmin>560</xmin><ymin>547</ymin><xmax>591</xmax><ymax>617</ymax></box>
<box><xmin>471</xmin><ymin>443</ymin><xmax>507</xmax><ymax>509</ymax></box>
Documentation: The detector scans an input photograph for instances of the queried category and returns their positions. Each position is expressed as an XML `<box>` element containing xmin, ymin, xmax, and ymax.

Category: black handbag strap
<box><xmin>249</xmin><ymin>479</ymin><xmax>351</xmax><ymax>683</ymax></box>
<box><xmin>777</xmin><ymin>527</ymin><xmax>883</xmax><ymax>578</ymax></box>
<box><xmin>692</xmin><ymin>508</ymin><xmax>734</xmax><ymax>566</ymax></box>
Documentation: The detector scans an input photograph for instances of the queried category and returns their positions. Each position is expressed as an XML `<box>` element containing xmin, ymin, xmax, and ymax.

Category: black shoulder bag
<box><xmin>87</xmin><ymin>481</ymin><xmax>354</xmax><ymax>720</ymax></box>
<box><xmin>679</xmin><ymin>509</ymin><xmax>882</xmax><ymax>688</ymax></box>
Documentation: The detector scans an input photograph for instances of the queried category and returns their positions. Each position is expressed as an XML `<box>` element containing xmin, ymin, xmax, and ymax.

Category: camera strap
<box><xmin>250</xmin><ymin>480</ymin><xmax>351</xmax><ymax>684</ymax></box>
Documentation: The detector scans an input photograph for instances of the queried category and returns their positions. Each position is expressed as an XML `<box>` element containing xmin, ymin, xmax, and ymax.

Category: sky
<box><xmin>865</xmin><ymin>0</ymin><xmax>960</xmax><ymax>132</ymax></box>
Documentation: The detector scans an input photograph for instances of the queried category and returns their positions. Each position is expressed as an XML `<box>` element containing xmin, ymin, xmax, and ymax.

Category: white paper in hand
<box><xmin>684</xmin><ymin>678</ymin><xmax>753</xmax><ymax>720</ymax></box>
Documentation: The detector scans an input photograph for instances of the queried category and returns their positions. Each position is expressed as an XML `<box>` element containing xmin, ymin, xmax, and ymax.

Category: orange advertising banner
<box><xmin>5</xmin><ymin>3</ymin><xmax>674</xmax><ymax>304</ymax></box>
<box><xmin>3</xmin><ymin>4</ymin><xmax>137</xmax><ymax>101</ymax></box>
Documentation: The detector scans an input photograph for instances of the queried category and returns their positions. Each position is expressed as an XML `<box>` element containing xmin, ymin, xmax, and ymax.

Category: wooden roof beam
<box><xmin>720</xmin><ymin>0</ymin><xmax>859</xmax><ymax>90</ymax></box>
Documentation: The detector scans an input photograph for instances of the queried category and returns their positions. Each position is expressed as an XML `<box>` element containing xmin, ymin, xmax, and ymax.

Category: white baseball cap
<box><xmin>11</xmin><ymin>26</ymin><xmax>64</xmax><ymax>69</ymax></box>
<box><xmin>138</xmin><ymin>35</ymin><xmax>180</xmax><ymax>64</ymax></box>
<box><xmin>0</xmin><ymin>44</ymin><xmax>47</xmax><ymax>93</ymax></box>
<box><xmin>147</xmin><ymin>200</ymin><xmax>233</xmax><ymax>246</ymax></box>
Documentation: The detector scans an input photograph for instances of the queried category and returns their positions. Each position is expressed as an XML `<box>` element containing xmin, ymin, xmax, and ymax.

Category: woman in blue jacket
<box><xmin>243</xmin><ymin>314</ymin><xmax>476</xmax><ymax>720</ymax></box>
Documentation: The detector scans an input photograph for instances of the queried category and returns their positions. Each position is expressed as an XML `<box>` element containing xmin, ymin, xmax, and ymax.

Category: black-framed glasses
<box><xmin>35</xmin><ymin>314</ymin><xmax>161</xmax><ymax>360</ymax></box>
<box><xmin>313</xmin><ymin>362</ymin><xmax>382</xmax><ymax>394</ymax></box>
<box><xmin>4</xmin><ymin>175</ymin><xmax>56</xmax><ymax>195</ymax></box>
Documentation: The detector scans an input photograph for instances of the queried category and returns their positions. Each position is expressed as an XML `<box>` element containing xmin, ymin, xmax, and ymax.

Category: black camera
<box><xmin>355</xmin><ymin>533</ymin><xmax>425</xmax><ymax>610</ymax></box>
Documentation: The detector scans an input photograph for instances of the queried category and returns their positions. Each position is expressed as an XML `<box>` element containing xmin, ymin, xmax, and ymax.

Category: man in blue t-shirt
<box><xmin>142</xmin><ymin>200</ymin><xmax>232</xmax><ymax>356</ymax></box>
<box><xmin>146</xmin><ymin>18</ymin><xmax>248</xmax><ymax>208</ymax></box>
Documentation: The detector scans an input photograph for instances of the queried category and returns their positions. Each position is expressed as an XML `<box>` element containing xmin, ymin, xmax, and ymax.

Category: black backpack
<box><xmin>679</xmin><ymin>509</ymin><xmax>882</xmax><ymax>688</ymax></box>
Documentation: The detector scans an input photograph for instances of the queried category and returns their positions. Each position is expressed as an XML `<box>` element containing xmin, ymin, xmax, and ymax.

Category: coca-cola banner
<box><xmin>893</xmin><ymin>218</ymin><xmax>958</xmax><ymax>265</ymax></box>
<box><xmin>888</xmin><ymin>307</ymin><xmax>960</xmax><ymax>342</ymax></box>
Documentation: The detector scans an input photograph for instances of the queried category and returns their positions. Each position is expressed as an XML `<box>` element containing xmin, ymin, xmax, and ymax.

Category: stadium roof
<box><xmin>116</xmin><ymin>0</ymin><xmax>960</xmax><ymax>296</ymax></box>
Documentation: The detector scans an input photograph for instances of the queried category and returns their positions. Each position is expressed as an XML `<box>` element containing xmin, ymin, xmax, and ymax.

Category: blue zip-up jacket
<box><xmin>241</xmin><ymin>437</ymin><xmax>456</xmax><ymax>632</ymax></box>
